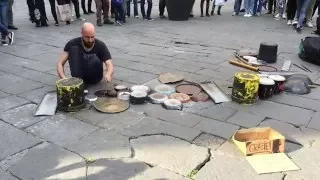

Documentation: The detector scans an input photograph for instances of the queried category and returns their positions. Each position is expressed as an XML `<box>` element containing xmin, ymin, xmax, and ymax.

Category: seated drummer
<box><xmin>57</xmin><ymin>22</ymin><xmax>114</xmax><ymax>87</ymax></box>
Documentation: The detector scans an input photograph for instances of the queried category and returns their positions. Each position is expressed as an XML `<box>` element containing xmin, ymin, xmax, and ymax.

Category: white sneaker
<box><xmin>256</xmin><ymin>12</ymin><xmax>261</xmax><ymax>16</ymax></box>
<box><xmin>247</xmin><ymin>13</ymin><xmax>252</xmax><ymax>17</ymax></box>
<box><xmin>287</xmin><ymin>20</ymin><xmax>292</xmax><ymax>25</ymax></box>
<box><xmin>282</xmin><ymin>14</ymin><xmax>287</xmax><ymax>19</ymax></box>
<box><xmin>232</xmin><ymin>12</ymin><xmax>236</xmax><ymax>16</ymax></box>
<box><xmin>306</xmin><ymin>21</ymin><xmax>313</xmax><ymax>28</ymax></box>
<box><xmin>244</xmin><ymin>13</ymin><xmax>249</xmax><ymax>17</ymax></box>
<box><xmin>274</xmin><ymin>13</ymin><xmax>280</xmax><ymax>18</ymax></box>
<box><xmin>292</xmin><ymin>20</ymin><xmax>298</xmax><ymax>25</ymax></box>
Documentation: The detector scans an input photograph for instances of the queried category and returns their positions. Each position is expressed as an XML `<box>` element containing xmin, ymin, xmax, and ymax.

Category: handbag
<box><xmin>56</xmin><ymin>0</ymin><xmax>72</xmax><ymax>22</ymax></box>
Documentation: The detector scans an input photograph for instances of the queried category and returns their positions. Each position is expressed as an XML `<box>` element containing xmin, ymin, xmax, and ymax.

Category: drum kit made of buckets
<box><xmin>55</xmin><ymin>42</ymin><xmax>319</xmax><ymax>113</ymax></box>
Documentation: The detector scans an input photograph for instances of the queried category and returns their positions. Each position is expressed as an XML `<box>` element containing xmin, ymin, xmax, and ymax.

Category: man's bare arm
<box><xmin>104</xmin><ymin>60</ymin><xmax>114</xmax><ymax>82</ymax></box>
<box><xmin>57</xmin><ymin>52</ymin><xmax>69</xmax><ymax>79</ymax></box>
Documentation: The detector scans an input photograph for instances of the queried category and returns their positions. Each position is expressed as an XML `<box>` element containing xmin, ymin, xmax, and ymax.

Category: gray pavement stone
<box><xmin>71</xmin><ymin>108</ymin><xmax>115</xmax><ymax>126</ymax></box>
<box><xmin>25</xmin><ymin>114</ymin><xmax>98</xmax><ymax>146</ymax></box>
<box><xmin>224</xmin><ymin>101</ymin><xmax>314</xmax><ymax>126</ymax></box>
<box><xmin>0</xmin><ymin>169</ymin><xmax>18</xmax><ymax>180</ymax></box>
<box><xmin>143</xmin><ymin>104</ymin><xmax>205</xmax><ymax>127</ymax></box>
<box><xmin>22</xmin><ymin>61</ymin><xmax>58</xmax><ymax>73</ymax></box>
<box><xmin>66</xmin><ymin>129</ymin><xmax>131</xmax><ymax>160</ymax></box>
<box><xmin>195</xmin><ymin>105</ymin><xmax>237</xmax><ymax>121</ymax></box>
<box><xmin>307</xmin><ymin>112</ymin><xmax>320</xmax><ymax>131</ymax></box>
<box><xmin>0</xmin><ymin>64</ymin><xmax>28</xmax><ymax>75</ymax></box>
<box><xmin>227</xmin><ymin>111</ymin><xmax>265</xmax><ymax>128</ymax></box>
<box><xmin>113</xmin><ymin>67</ymin><xmax>139</xmax><ymax>82</ymax></box>
<box><xmin>194</xmin><ymin>119</ymin><xmax>240</xmax><ymax>139</ymax></box>
<box><xmin>126</xmin><ymin>72</ymin><xmax>157</xmax><ymax>84</ymax></box>
<box><xmin>0</xmin><ymin>121</ymin><xmax>41</xmax><ymax>160</ymax></box>
<box><xmin>0</xmin><ymin>96</ymin><xmax>29</xmax><ymax>112</ymax></box>
<box><xmin>8</xmin><ymin>142</ymin><xmax>86</xmax><ymax>180</ymax></box>
<box><xmin>0</xmin><ymin>91</ymin><xmax>9</xmax><ymax>99</ymax></box>
<box><xmin>259</xmin><ymin>119</ymin><xmax>311</xmax><ymax>146</ymax></box>
<box><xmin>97</xmin><ymin>110</ymin><xmax>146</xmax><ymax>132</ymax></box>
<box><xmin>17</xmin><ymin>86</ymin><xmax>55</xmax><ymax>104</ymax></box>
<box><xmin>18</xmin><ymin>69</ymin><xmax>58</xmax><ymax>86</ymax></box>
<box><xmin>131</xmin><ymin>135</ymin><xmax>209</xmax><ymax>176</ymax></box>
<box><xmin>120</xmin><ymin>117</ymin><xmax>201</xmax><ymax>141</ymax></box>
<box><xmin>162</xmin><ymin>62</ymin><xmax>203</xmax><ymax>73</ymax></box>
<box><xmin>0</xmin><ymin>149</ymin><xmax>28</xmax><ymax>171</ymax></box>
<box><xmin>0</xmin><ymin>74</ymin><xmax>43</xmax><ymax>95</ymax></box>
<box><xmin>130</xmin><ymin>167</ymin><xmax>189</xmax><ymax>180</ymax></box>
<box><xmin>0</xmin><ymin>104</ymin><xmax>48</xmax><ymax>129</ymax></box>
<box><xmin>127</xmin><ymin>62</ymin><xmax>157</xmax><ymax>73</ymax></box>
<box><xmin>181</xmin><ymin>72</ymin><xmax>212</xmax><ymax>83</ymax></box>
<box><xmin>183</xmin><ymin>101</ymin><xmax>215</xmax><ymax>114</ymax></box>
<box><xmin>194</xmin><ymin>152</ymin><xmax>284</xmax><ymax>180</ymax></box>
<box><xmin>0</xmin><ymin>44</ymin><xmax>53</xmax><ymax>58</ymax></box>
<box><xmin>193</xmin><ymin>133</ymin><xmax>226</xmax><ymax>150</ymax></box>
<box><xmin>87</xmin><ymin>158</ymin><xmax>149</xmax><ymax>180</ymax></box>
<box><xmin>27</xmin><ymin>52</ymin><xmax>60</xmax><ymax>62</ymax></box>
<box><xmin>270</xmin><ymin>93</ymin><xmax>320</xmax><ymax>112</ymax></box>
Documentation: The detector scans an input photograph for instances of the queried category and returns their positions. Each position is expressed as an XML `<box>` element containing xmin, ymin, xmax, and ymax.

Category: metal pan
<box><xmin>33</xmin><ymin>91</ymin><xmax>57</xmax><ymax>116</ymax></box>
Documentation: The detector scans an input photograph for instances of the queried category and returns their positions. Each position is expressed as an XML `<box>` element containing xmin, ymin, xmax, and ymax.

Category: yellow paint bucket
<box><xmin>231</xmin><ymin>72</ymin><xmax>260</xmax><ymax>105</ymax></box>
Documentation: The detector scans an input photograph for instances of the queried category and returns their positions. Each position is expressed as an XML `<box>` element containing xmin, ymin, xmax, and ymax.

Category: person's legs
<box><xmin>0</xmin><ymin>22</ymin><xmax>9</xmax><ymax>40</ymax></box>
<box><xmin>71</xmin><ymin>0</ymin><xmax>81</xmax><ymax>19</ymax></box>
<box><xmin>68</xmin><ymin>46</ymin><xmax>85</xmax><ymax>80</ymax></box>
<box><xmin>8</xmin><ymin>0</ymin><xmax>17</xmax><ymax>29</ymax></box>
<box><xmin>140</xmin><ymin>0</ymin><xmax>146</xmax><ymax>18</ymax></box>
<box><xmin>0</xmin><ymin>2</ymin><xmax>8</xmax><ymax>28</ymax></box>
<box><xmin>206</xmin><ymin>0</ymin><xmax>210</xmax><ymax>15</ymax></box>
<box><xmin>159</xmin><ymin>0</ymin><xmax>165</xmax><ymax>16</ymax></box>
<box><xmin>234</xmin><ymin>0</ymin><xmax>242</xmax><ymax>15</ymax></box>
<box><xmin>146</xmin><ymin>0</ymin><xmax>152</xmax><ymax>18</ymax></box>
<box><xmin>35</xmin><ymin>0</ymin><xmax>48</xmax><ymax>27</ymax></box>
<box><xmin>81</xmin><ymin>0</ymin><xmax>88</xmax><ymax>14</ymax></box>
<box><xmin>49</xmin><ymin>0</ymin><xmax>58</xmax><ymax>24</ymax></box>
<box><xmin>94</xmin><ymin>0</ymin><xmax>103</xmax><ymax>25</ymax></box>
<box><xmin>133</xmin><ymin>0</ymin><xmax>138</xmax><ymax>16</ymax></box>
<box><xmin>268</xmin><ymin>0</ymin><xmax>274</xmax><ymax>13</ymax></box>
<box><xmin>306</xmin><ymin>0</ymin><xmax>316</xmax><ymax>26</ymax></box>
<box><xmin>126</xmin><ymin>0</ymin><xmax>131</xmax><ymax>16</ymax></box>
<box><xmin>287</xmin><ymin>0</ymin><xmax>297</xmax><ymax>20</ymax></box>
<box><xmin>102</xmin><ymin>0</ymin><xmax>114</xmax><ymax>24</ymax></box>
<box><xmin>297</xmin><ymin>0</ymin><xmax>311</xmax><ymax>31</ymax></box>
<box><xmin>88</xmin><ymin>0</ymin><xmax>94</xmax><ymax>13</ymax></box>
<box><xmin>200</xmin><ymin>0</ymin><xmax>205</xmax><ymax>16</ymax></box>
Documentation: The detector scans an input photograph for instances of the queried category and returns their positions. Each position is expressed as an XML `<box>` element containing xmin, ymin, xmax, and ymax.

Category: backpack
<box><xmin>298</xmin><ymin>37</ymin><xmax>320</xmax><ymax>65</ymax></box>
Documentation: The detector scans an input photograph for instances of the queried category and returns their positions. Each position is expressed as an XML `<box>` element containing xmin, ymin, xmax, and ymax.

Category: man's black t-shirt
<box><xmin>64</xmin><ymin>37</ymin><xmax>112</xmax><ymax>61</ymax></box>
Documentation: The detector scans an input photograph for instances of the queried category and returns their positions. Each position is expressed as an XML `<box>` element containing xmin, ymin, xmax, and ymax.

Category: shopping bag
<box><xmin>56</xmin><ymin>3</ymin><xmax>72</xmax><ymax>22</ymax></box>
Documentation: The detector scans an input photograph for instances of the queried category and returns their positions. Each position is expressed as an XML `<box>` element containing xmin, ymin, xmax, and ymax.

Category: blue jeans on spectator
<box><xmin>0</xmin><ymin>22</ymin><xmax>9</xmax><ymax>40</ymax></box>
<box><xmin>234</xmin><ymin>0</ymin><xmax>242</xmax><ymax>14</ymax></box>
<box><xmin>253</xmin><ymin>0</ymin><xmax>263</xmax><ymax>14</ymax></box>
<box><xmin>296</xmin><ymin>0</ymin><xmax>311</xmax><ymax>28</ymax></box>
<box><xmin>0</xmin><ymin>2</ymin><xmax>8</xmax><ymax>28</ymax></box>
<box><xmin>244</xmin><ymin>0</ymin><xmax>254</xmax><ymax>14</ymax></box>
<box><xmin>112</xmin><ymin>2</ymin><xmax>124</xmax><ymax>22</ymax></box>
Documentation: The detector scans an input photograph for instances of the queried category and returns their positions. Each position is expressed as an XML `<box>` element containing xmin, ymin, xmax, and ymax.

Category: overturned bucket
<box><xmin>56</xmin><ymin>77</ymin><xmax>86</xmax><ymax>112</ymax></box>
<box><xmin>231</xmin><ymin>72</ymin><xmax>260</xmax><ymax>105</ymax></box>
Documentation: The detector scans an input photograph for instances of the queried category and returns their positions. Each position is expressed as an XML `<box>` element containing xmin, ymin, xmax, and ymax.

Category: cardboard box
<box><xmin>232</xmin><ymin>127</ymin><xmax>285</xmax><ymax>156</ymax></box>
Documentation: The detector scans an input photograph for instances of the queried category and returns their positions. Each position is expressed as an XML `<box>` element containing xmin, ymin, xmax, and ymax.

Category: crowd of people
<box><xmin>0</xmin><ymin>0</ymin><xmax>319</xmax><ymax>46</ymax></box>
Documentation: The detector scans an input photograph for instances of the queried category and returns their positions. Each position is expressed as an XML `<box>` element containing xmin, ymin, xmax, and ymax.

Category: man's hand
<box><xmin>104</xmin><ymin>60</ymin><xmax>114</xmax><ymax>82</ymax></box>
<box><xmin>104</xmin><ymin>73</ymin><xmax>112</xmax><ymax>82</ymax></box>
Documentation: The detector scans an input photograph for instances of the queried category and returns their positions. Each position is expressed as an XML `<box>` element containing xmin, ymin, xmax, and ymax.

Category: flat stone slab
<box><xmin>0</xmin><ymin>96</ymin><xmax>29</xmax><ymax>112</ymax></box>
<box><xmin>194</xmin><ymin>152</ymin><xmax>284</xmax><ymax>180</ymax></box>
<box><xmin>0</xmin><ymin>169</ymin><xmax>18</xmax><ymax>180</ymax></box>
<box><xmin>227</xmin><ymin>111</ymin><xmax>265</xmax><ymax>128</ymax></box>
<box><xmin>17</xmin><ymin>86</ymin><xmax>55</xmax><ymax>104</ymax></box>
<box><xmin>131</xmin><ymin>135</ymin><xmax>209</xmax><ymax>176</ymax></box>
<box><xmin>0</xmin><ymin>104</ymin><xmax>48</xmax><ymax>128</ymax></box>
<box><xmin>66</xmin><ymin>129</ymin><xmax>131</xmax><ymax>160</ymax></box>
<box><xmin>120</xmin><ymin>117</ymin><xmax>201</xmax><ymax>141</ymax></box>
<box><xmin>25</xmin><ymin>114</ymin><xmax>98</xmax><ymax>146</ymax></box>
<box><xmin>0</xmin><ymin>91</ymin><xmax>9</xmax><ymax>99</ymax></box>
<box><xmin>0</xmin><ymin>121</ymin><xmax>41</xmax><ymax>160</ymax></box>
<box><xmin>307</xmin><ymin>112</ymin><xmax>320</xmax><ymax>131</ymax></box>
<box><xmin>0</xmin><ymin>74</ymin><xmax>43</xmax><ymax>95</ymax></box>
<box><xmin>130</xmin><ymin>167</ymin><xmax>189</xmax><ymax>180</ymax></box>
<box><xmin>194</xmin><ymin>119</ymin><xmax>240</xmax><ymax>139</ymax></box>
<box><xmin>8</xmin><ymin>143</ymin><xmax>86</xmax><ymax>180</ymax></box>
<box><xmin>87</xmin><ymin>158</ymin><xmax>149</xmax><ymax>180</ymax></box>
<box><xmin>195</xmin><ymin>105</ymin><xmax>237</xmax><ymax>121</ymax></box>
<box><xmin>193</xmin><ymin>133</ymin><xmax>226</xmax><ymax>150</ymax></box>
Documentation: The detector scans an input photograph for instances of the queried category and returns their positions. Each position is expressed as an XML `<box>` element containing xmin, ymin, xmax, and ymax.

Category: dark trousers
<box><xmin>69</xmin><ymin>46</ymin><xmax>103</xmax><ymax>85</ymax></box>
<box><xmin>286</xmin><ymin>0</ymin><xmax>297</xmax><ymax>20</ymax></box>
<box><xmin>112</xmin><ymin>2</ymin><xmax>124</xmax><ymax>21</ymax></box>
<box><xmin>26</xmin><ymin>0</ymin><xmax>47</xmax><ymax>23</ymax></box>
<box><xmin>159</xmin><ymin>0</ymin><xmax>166</xmax><ymax>15</ymax></box>
<box><xmin>313</xmin><ymin>0</ymin><xmax>319</xmax><ymax>16</ymax></box>
<box><xmin>268</xmin><ymin>0</ymin><xmax>277</xmax><ymax>13</ymax></box>
<box><xmin>234</xmin><ymin>0</ymin><xmax>242</xmax><ymax>14</ymax></box>
<box><xmin>141</xmin><ymin>0</ymin><xmax>152</xmax><ymax>18</ymax></box>
<box><xmin>127</xmin><ymin>0</ymin><xmax>138</xmax><ymax>16</ymax></box>
<box><xmin>200</xmin><ymin>0</ymin><xmax>210</xmax><ymax>15</ymax></box>
<box><xmin>95</xmin><ymin>0</ymin><xmax>109</xmax><ymax>21</ymax></box>
<box><xmin>81</xmin><ymin>0</ymin><xmax>93</xmax><ymax>13</ymax></box>
<box><xmin>65</xmin><ymin>0</ymin><xmax>81</xmax><ymax>18</ymax></box>
<box><xmin>49</xmin><ymin>0</ymin><xmax>58</xmax><ymax>23</ymax></box>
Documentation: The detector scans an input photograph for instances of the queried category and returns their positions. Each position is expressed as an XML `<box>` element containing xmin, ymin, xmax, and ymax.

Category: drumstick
<box><xmin>229</xmin><ymin>60</ymin><xmax>259</xmax><ymax>71</ymax></box>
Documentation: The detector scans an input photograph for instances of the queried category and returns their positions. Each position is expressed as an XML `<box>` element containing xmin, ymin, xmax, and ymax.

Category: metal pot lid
<box><xmin>154</xmin><ymin>84</ymin><xmax>175</xmax><ymax>95</ymax></box>
<box><xmin>115</xmin><ymin>85</ymin><xmax>128</xmax><ymax>91</ymax></box>
<box><xmin>175</xmin><ymin>84</ymin><xmax>202</xmax><ymax>96</ymax></box>
<box><xmin>92</xmin><ymin>97</ymin><xmax>130</xmax><ymax>113</ymax></box>
<box><xmin>163</xmin><ymin>99</ymin><xmax>182</xmax><ymax>110</ymax></box>
<box><xmin>158</xmin><ymin>72</ymin><xmax>184</xmax><ymax>84</ymax></box>
<box><xmin>94</xmin><ymin>89</ymin><xmax>108</xmax><ymax>97</ymax></box>
<box><xmin>169</xmin><ymin>93</ymin><xmax>190</xmax><ymax>103</ymax></box>
<box><xmin>191</xmin><ymin>92</ymin><xmax>209</xmax><ymax>102</ymax></box>
<box><xmin>130</xmin><ymin>85</ymin><xmax>150</xmax><ymax>93</ymax></box>
<box><xmin>85</xmin><ymin>94</ymin><xmax>98</xmax><ymax>102</ymax></box>
<box><xmin>148</xmin><ymin>93</ymin><xmax>168</xmax><ymax>104</ymax></box>
<box><xmin>130</xmin><ymin>91</ymin><xmax>148</xmax><ymax>98</ymax></box>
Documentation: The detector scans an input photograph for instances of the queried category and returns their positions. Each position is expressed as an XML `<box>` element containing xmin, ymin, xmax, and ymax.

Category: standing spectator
<box><xmin>233</xmin><ymin>0</ymin><xmax>243</xmax><ymax>15</ymax></box>
<box><xmin>112</xmin><ymin>0</ymin><xmax>124</xmax><ymax>25</ymax></box>
<box><xmin>305</xmin><ymin>0</ymin><xmax>317</xmax><ymax>27</ymax></box>
<box><xmin>159</xmin><ymin>0</ymin><xmax>166</xmax><ymax>18</ymax></box>
<box><xmin>267</xmin><ymin>0</ymin><xmax>277</xmax><ymax>14</ymax></box>
<box><xmin>244</xmin><ymin>0</ymin><xmax>254</xmax><ymax>17</ymax></box>
<box><xmin>65</xmin><ymin>0</ymin><xmax>85</xmax><ymax>21</ymax></box>
<box><xmin>253</xmin><ymin>0</ymin><xmax>263</xmax><ymax>16</ymax></box>
<box><xmin>95</xmin><ymin>0</ymin><xmax>114</xmax><ymax>26</ymax></box>
<box><xmin>211</xmin><ymin>0</ymin><xmax>226</xmax><ymax>15</ymax></box>
<box><xmin>81</xmin><ymin>0</ymin><xmax>95</xmax><ymax>14</ymax></box>
<box><xmin>0</xmin><ymin>22</ymin><xmax>14</xmax><ymax>45</ymax></box>
<box><xmin>49</xmin><ymin>0</ymin><xmax>59</xmax><ymax>26</ymax></box>
<box><xmin>295</xmin><ymin>0</ymin><xmax>311</xmax><ymax>33</ymax></box>
<box><xmin>0</xmin><ymin>0</ymin><xmax>8</xmax><ymax>29</ymax></box>
<box><xmin>26</xmin><ymin>0</ymin><xmax>48</xmax><ymax>27</ymax></box>
<box><xmin>126</xmin><ymin>0</ymin><xmax>139</xmax><ymax>18</ymax></box>
<box><xmin>141</xmin><ymin>0</ymin><xmax>153</xmax><ymax>20</ymax></box>
<box><xmin>275</xmin><ymin>0</ymin><xmax>287</xmax><ymax>20</ymax></box>
<box><xmin>200</xmin><ymin>0</ymin><xmax>210</xmax><ymax>17</ymax></box>
<box><xmin>286</xmin><ymin>0</ymin><xmax>297</xmax><ymax>24</ymax></box>
<box><xmin>8</xmin><ymin>0</ymin><xmax>17</xmax><ymax>30</ymax></box>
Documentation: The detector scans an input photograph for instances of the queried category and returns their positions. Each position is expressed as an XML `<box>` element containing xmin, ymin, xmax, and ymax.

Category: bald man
<box><xmin>57</xmin><ymin>23</ymin><xmax>114</xmax><ymax>86</ymax></box>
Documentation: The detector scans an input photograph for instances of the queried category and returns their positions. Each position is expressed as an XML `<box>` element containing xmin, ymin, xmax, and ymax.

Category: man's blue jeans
<box><xmin>253</xmin><ymin>0</ymin><xmax>263</xmax><ymax>14</ymax></box>
<box><xmin>244</xmin><ymin>0</ymin><xmax>254</xmax><ymax>14</ymax></box>
<box><xmin>296</xmin><ymin>0</ymin><xmax>311</xmax><ymax>28</ymax></box>
<box><xmin>0</xmin><ymin>22</ymin><xmax>9</xmax><ymax>40</ymax></box>
<box><xmin>0</xmin><ymin>2</ymin><xmax>8</xmax><ymax>28</ymax></box>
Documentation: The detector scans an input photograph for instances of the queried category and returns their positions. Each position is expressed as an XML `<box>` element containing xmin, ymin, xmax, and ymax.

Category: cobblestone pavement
<box><xmin>0</xmin><ymin>0</ymin><xmax>320</xmax><ymax>179</ymax></box>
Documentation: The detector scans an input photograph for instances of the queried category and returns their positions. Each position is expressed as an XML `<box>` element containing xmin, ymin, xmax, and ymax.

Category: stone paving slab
<box><xmin>66</xmin><ymin>129</ymin><xmax>131</xmax><ymax>160</ymax></box>
<box><xmin>0</xmin><ymin>169</ymin><xmax>17</xmax><ymax>180</ymax></box>
<box><xmin>0</xmin><ymin>104</ymin><xmax>49</xmax><ymax>129</ymax></box>
<box><xmin>195</xmin><ymin>105</ymin><xmax>237</xmax><ymax>122</ymax></box>
<box><xmin>0</xmin><ymin>74</ymin><xmax>43</xmax><ymax>95</ymax></box>
<box><xmin>226</xmin><ymin>111</ymin><xmax>265</xmax><ymax>128</ymax></box>
<box><xmin>129</xmin><ymin>166</ymin><xmax>189</xmax><ymax>180</ymax></box>
<box><xmin>0</xmin><ymin>91</ymin><xmax>9</xmax><ymax>99</ymax></box>
<box><xmin>0</xmin><ymin>96</ymin><xmax>29</xmax><ymax>113</ymax></box>
<box><xmin>18</xmin><ymin>69</ymin><xmax>58</xmax><ymax>86</ymax></box>
<box><xmin>25</xmin><ymin>114</ymin><xmax>98</xmax><ymax>146</ymax></box>
<box><xmin>193</xmin><ymin>133</ymin><xmax>226</xmax><ymax>150</ymax></box>
<box><xmin>307</xmin><ymin>112</ymin><xmax>320</xmax><ymax>131</ymax></box>
<box><xmin>86</xmin><ymin>158</ymin><xmax>149</xmax><ymax>180</ymax></box>
<box><xmin>8</xmin><ymin>142</ymin><xmax>86</xmax><ymax>180</ymax></box>
<box><xmin>131</xmin><ymin>135</ymin><xmax>209</xmax><ymax>176</ymax></box>
<box><xmin>120</xmin><ymin>117</ymin><xmax>201</xmax><ymax>141</ymax></box>
<box><xmin>194</xmin><ymin>118</ymin><xmax>240</xmax><ymax>139</ymax></box>
<box><xmin>17</xmin><ymin>86</ymin><xmax>56</xmax><ymax>104</ymax></box>
<box><xmin>0</xmin><ymin>121</ymin><xmax>41</xmax><ymax>160</ymax></box>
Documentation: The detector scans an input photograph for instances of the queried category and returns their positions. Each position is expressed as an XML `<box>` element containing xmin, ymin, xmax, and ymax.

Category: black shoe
<box><xmin>160</xmin><ymin>15</ymin><xmax>166</xmax><ymax>19</ymax></box>
<box><xmin>296</xmin><ymin>27</ymin><xmax>302</xmax><ymax>34</ymax></box>
<box><xmin>190</xmin><ymin>14</ymin><xmax>194</xmax><ymax>17</ymax></box>
<box><xmin>55</xmin><ymin>21</ymin><xmax>59</xmax><ymax>26</ymax></box>
<box><xmin>8</xmin><ymin>25</ymin><xmax>18</xmax><ymax>30</ymax></box>
<box><xmin>41</xmin><ymin>21</ymin><xmax>49</xmax><ymax>27</ymax></box>
<box><xmin>217</xmin><ymin>11</ymin><xmax>221</xmax><ymax>15</ymax></box>
<box><xmin>88</xmin><ymin>10</ymin><xmax>95</xmax><ymax>14</ymax></box>
<box><xmin>240</xmin><ymin>9</ymin><xmax>245</xmax><ymax>12</ymax></box>
<box><xmin>8</xmin><ymin>32</ymin><xmax>14</xmax><ymax>45</ymax></box>
<box><xmin>200</xmin><ymin>14</ymin><xmax>204</xmax><ymax>17</ymax></box>
<box><xmin>116</xmin><ymin>20</ymin><xmax>123</xmax><ymax>26</ymax></box>
<box><xmin>97</xmin><ymin>19</ymin><xmax>103</xmax><ymax>26</ymax></box>
<box><xmin>66</xmin><ymin>21</ymin><xmax>71</xmax><ymax>25</ymax></box>
<box><xmin>35</xmin><ymin>21</ymin><xmax>41</xmax><ymax>27</ymax></box>
<box><xmin>206</xmin><ymin>13</ymin><xmax>210</xmax><ymax>17</ymax></box>
<box><xmin>104</xmin><ymin>19</ymin><xmax>114</xmax><ymax>24</ymax></box>
<box><xmin>210</xmin><ymin>11</ymin><xmax>214</xmax><ymax>16</ymax></box>
<box><xmin>1</xmin><ymin>39</ymin><xmax>8</xmax><ymax>46</ymax></box>
<box><xmin>314</xmin><ymin>30</ymin><xmax>320</xmax><ymax>35</ymax></box>
<box><xmin>146</xmin><ymin>17</ymin><xmax>154</xmax><ymax>21</ymax></box>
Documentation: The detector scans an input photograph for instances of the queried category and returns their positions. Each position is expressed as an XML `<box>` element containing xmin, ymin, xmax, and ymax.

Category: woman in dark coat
<box><xmin>26</xmin><ymin>0</ymin><xmax>48</xmax><ymax>27</ymax></box>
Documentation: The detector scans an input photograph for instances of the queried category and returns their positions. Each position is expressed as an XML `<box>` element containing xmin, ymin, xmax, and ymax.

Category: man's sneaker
<box><xmin>160</xmin><ymin>15</ymin><xmax>166</xmax><ymax>19</ymax></box>
<box><xmin>8</xmin><ymin>32</ymin><xmax>14</xmax><ymax>45</ymax></box>
<box><xmin>306</xmin><ymin>21</ymin><xmax>313</xmax><ymax>28</ymax></box>
<box><xmin>104</xmin><ymin>19</ymin><xmax>114</xmax><ymax>24</ymax></box>
<box><xmin>116</xmin><ymin>20</ymin><xmax>122</xmax><ymax>26</ymax></box>
<box><xmin>232</xmin><ymin>12</ymin><xmax>236</xmax><ymax>16</ymax></box>
<box><xmin>274</xmin><ymin>13</ymin><xmax>280</xmax><ymax>18</ymax></box>
<box><xmin>275</xmin><ymin>16</ymin><xmax>280</xmax><ymax>20</ymax></box>
<box><xmin>292</xmin><ymin>20</ymin><xmax>298</xmax><ymax>26</ymax></box>
<box><xmin>135</xmin><ymin>15</ymin><xmax>139</xmax><ymax>18</ymax></box>
<box><xmin>97</xmin><ymin>19</ymin><xmax>103</xmax><ymax>26</ymax></box>
<box><xmin>256</xmin><ymin>12</ymin><xmax>261</xmax><ymax>16</ymax></box>
<box><xmin>287</xmin><ymin>20</ymin><xmax>292</xmax><ymax>25</ymax></box>
<box><xmin>146</xmin><ymin>17</ymin><xmax>154</xmax><ymax>21</ymax></box>
<box><xmin>8</xmin><ymin>25</ymin><xmax>18</xmax><ymax>30</ymax></box>
<box><xmin>282</xmin><ymin>14</ymin><xmax>287</xmax><ymax>19</ymax></box>
<box><xmin>296</xmin><ymin>27</ymin><xmax>302</xmax><ymax>34</ymax></box>
<box><xmin>1</xmin><ymin>39</ymin><xmax>8</xmax><ymax>46</ymax></box>
<box><xmin>77</xmin><ymin>17</ymin><xmax>86</xmax><ymax>21</ymax></box>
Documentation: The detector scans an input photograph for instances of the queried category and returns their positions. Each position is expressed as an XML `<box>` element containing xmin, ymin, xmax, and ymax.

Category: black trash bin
<box><xmin>166</xmin><ymin>0</ymin><xmax>195</xmax><ymax>21</ymax></box>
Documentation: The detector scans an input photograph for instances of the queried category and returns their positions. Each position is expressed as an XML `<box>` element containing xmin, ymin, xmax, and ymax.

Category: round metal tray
<box><xmin>92</xmin><ymin>97</ymin><xmax>130</xmax><ymax>113</ymax></box>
